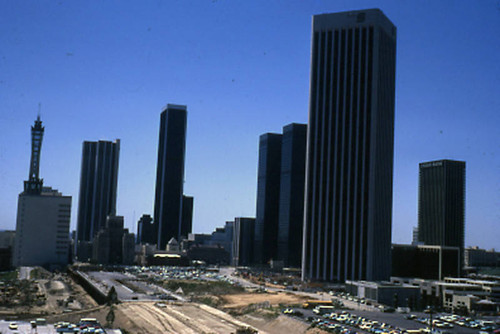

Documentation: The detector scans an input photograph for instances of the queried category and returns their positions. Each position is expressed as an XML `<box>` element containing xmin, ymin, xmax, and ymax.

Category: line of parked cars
<box><xmin>55</xmin><ymin>318</ymin><xmax>106</xmax><ymax>333</ymax></box>
<box><xmin>406</xmin><ymin>313</ymin><xmax>499</xmax><ymax>333</ymax></box>
<box><xmin>311</xmin><ymin>309</ymin><xmax>411</xmax><ymax>334</ymax></box>
<box><xmin>437</xmin><ymin>314</ymin><xmax>498</xmax><ymax>332</ymax></box>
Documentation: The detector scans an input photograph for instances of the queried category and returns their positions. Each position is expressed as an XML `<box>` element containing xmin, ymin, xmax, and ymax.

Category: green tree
<box><xmin>106</xmin><ymin>305</ymin><xmax>115</xmax><ymax>328</ymax></box>
<box><xmin>107</xmin><ymin>286</ymin><xmax>118</xmax><ymax>305</ymax></box>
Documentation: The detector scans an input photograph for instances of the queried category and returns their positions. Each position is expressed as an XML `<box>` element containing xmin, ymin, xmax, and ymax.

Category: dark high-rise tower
<box><xmin>232</xmin><ymin>217</ymin><xmax>256</xmax><ymax>266</ymax></box>
<box><xmin>277</xmin><ymin>123</ymin><xmax>307</xmax><ymax>268</ymax></box>
<box><xmin>136</xmin><ymin>214</ymin><xmax>155</xmax><ymax>244</ymax></box>
<box><xmin>154</xmin><ymin>104</ymin><xmax>187</xmax><ymax>250</ymax></box>
<box><xmin>24</xmin><ymin>115</ymin><xmax>44</xmax><ymax>194</ymax></box>
<box><xmin>418</xmin><ymin>159</ymin><xmax>465</xmax><ymax>267</ymax></box>
<box><xmin>302</xmin><ymin>9</ymin><xmax>397</xmax><ymax>282</ymax></box>
<box><xmin>76</xmin><ymin>140</ymin><xmax>120</xmax><ymax>248</ymax></box>
<box><xmin>181</xmin><ymin>195</ymin><xmax>194</xmax><ymax>238</ymax></box>
<box><xmin>254</xmin><ymin>133</ymin><xmax>282</xmax><ymax>265</ymax></box>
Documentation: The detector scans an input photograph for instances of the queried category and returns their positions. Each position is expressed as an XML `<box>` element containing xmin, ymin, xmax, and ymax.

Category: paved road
<box><xmin>85</xmin><ymin>271</ymin><xmax>186</xmax><ymax>302</ymax></box>
<box><xmin>0</xmin><ymin>320</ymin><xmax>54</xmax><ymax>334</ymax></box>
<box><xmin>219</xmin><ymin>267</ymin><xmax>261</xmax><ymax>289</ymax></box>
<box><xmin>0</xmin><ymin>320</ymin><xmax>122</xmax><ymax>334</ymax></box>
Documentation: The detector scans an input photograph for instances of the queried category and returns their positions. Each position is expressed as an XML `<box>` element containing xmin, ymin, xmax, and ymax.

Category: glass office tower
<box><xmin>302</xmin><ymin>9</ymin><xmax>397</xmax><ymax>282</ymax></box>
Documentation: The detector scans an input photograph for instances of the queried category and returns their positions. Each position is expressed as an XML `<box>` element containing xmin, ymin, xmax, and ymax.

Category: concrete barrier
<box><xmin>67</xmin><ymin>267</ymin><xmax>108</xmax><ymax>305</ymax></box>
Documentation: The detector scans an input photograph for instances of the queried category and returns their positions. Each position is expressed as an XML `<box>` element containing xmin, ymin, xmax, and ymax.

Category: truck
<box><xmin>302</xmin><ymin>300</ymin><xmax>333</xmax><ymax>309</ymax></box>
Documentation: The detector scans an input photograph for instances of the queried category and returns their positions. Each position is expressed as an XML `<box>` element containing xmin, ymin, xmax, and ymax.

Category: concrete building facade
<box><xmin>465</xmin><ymin>247</ymin><xmax>500</xmax><ymax>268</ymax></box>
<box><xmin>14</xmin><ymin>188</ymin><xmax>71</xmax><ymax>267</ymax></box>
<box><xmin>14</xmin><ymin>116</ymin><xmax>72</xmax><ymax>268</ymax></box>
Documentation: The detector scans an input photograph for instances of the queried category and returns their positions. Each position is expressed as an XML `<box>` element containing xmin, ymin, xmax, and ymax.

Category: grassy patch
<box><xmin>163</xmin><ymin>280</ymin><xmax>244</xmax><ymax>296</ymax></box>
<box><xmin>0</xmin><ymin>270</ymin><xmax>17</xmax><ymax>281</ymax></box>
<box><xmin>192</xmin><ymin>295</ymin><xmax>222</xmax><ymax>307</ymax></box>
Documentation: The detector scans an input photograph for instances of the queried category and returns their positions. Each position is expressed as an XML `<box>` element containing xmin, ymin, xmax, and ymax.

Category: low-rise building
<box><xmin>346</xmin><ymin>280</ymin><xmax>421</xmax><ymax>308</ymax></box>
<box><xmin>392</xmin><ymin>276</ymin><xmax>500</xmax><ymax>313</ymax></box>
<box><xmin>465</xmin><ymin>247</ymin><xmax>500</xmax><ymax>268</ymax></box>
<box><xmin>0</xmin><ymin>231</ymin><xmax>15</xmax><ymax>271</ymax></box>
<box><xmin>186</xmin><ymin>245</ymin><xmax>230</xmax><ymax>265</ymax></box>
<box><xmin>392</xmin><ymin>244</ymin><xmax>461</xmax><ymax>280</ymax></box>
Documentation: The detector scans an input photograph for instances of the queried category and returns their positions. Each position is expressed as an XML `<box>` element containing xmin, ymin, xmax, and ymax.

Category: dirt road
<box><xmin>114</xmin><ymin>302</ymin><xmax>265</xmax><ymax>334</ymax></box>
<box><xmin>221</xmin><ymin>292</ymin><xmax>308</xmax><ymax>309</ymax></box>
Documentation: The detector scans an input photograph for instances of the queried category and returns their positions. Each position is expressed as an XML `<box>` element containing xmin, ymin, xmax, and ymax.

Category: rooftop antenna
<box><xmin>37</xmin><ymin>103</ymin><xmax>41</xmax><ymax>121</ymax></box>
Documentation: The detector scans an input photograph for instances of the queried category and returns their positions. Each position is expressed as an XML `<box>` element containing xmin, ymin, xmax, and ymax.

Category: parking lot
<box><xmin>282</xmin><ymin>305</ymin><xmax>498</xmax><ymax>334</ymax></box>
<box><xmin>0</xmin><ymin>320</ymin><xmax>122</xmax><ymax>334</ymax></box>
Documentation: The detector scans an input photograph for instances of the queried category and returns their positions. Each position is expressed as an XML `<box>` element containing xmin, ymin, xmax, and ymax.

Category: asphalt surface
<box><xmin>85</xmin><ymin>271</ymin><xmax>185</xmax><ymax>302</ymax></box>
<box><xmin>286</xmin><ymin>308</ymin><xmax>488</xmax><ymax>334</ymax></box>
<box><xmin>0</xmin><ymin>320</ymin><xmax>121</xmax><ymax>334</ymax></box>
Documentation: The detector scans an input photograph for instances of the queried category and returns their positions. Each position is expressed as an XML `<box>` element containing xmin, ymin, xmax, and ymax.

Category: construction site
<box><xmin>0</xmin><ymin>266</ymin><xmax>325</xmax><ymax>334</ymax></box>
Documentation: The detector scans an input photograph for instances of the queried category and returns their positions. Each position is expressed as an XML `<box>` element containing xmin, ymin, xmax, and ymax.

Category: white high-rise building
<box><xmin>14</xmin><ymin>187</ymin><xmax>71</xmax><ymax>267</ymax></box>
<box><xmin>13</xmin><ymin>116</ymin><xmax>72</xmax><ymax>268</ymax></box>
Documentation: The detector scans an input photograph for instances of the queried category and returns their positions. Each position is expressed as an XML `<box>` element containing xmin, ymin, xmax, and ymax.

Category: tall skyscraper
<box><xmin>154</xmin><ymin>104</ymin><xmax>187</xmax><ymax>249</ymax></box>
<box><xmin>277</xmin><ymin>123</ymin><xmax>307</xmax><ymax>268</ymax></box>
<box><xmin>232</xmin><ymin>217</ymin><xmax>255</xmax><ymax>266</ymax></box>
<box><xmin>254</xmin><ymin>133</ymin><xmax>282</xmax><ymax>265</ymax></box>
<box><xmin>76</xmin><ymin>140</ymin><xmax>120</xmax><ymax>257</ymax></box>
<box><xmin>14</xmin><ymin>116</ymin><xmax>71</xmax><ymax>267</ymax></box>
<box><xmin>302</xmin><ymin>9</ymin><xmax>397</xmax><ymax>282</ymax></box>
<box><xmin>418</xmin><ymin>159</ymin><xmax>465</xmax><ymax>267</ymax></box>
<box><xmin>181</xmin><ymin>195</ymin><xmax>194</xmax><ymax>238</ymax></box>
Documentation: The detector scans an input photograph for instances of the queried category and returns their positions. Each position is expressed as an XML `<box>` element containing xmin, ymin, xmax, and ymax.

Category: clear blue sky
<box><xmin>1</xmin><ymin>0</ymin><xmax>498</xmax><ymax>249</ymax></box>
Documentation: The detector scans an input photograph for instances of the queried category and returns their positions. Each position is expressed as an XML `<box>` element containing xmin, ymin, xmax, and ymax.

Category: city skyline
<box><xmin>1</xmin><ymin>1</ymin><xmax>499</xmax><ymax>250</ymax></box>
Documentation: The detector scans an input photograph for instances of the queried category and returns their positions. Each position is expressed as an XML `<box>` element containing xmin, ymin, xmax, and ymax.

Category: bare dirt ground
<box><xmin>112</xmin><ymin>301</ymin><xmax>265</xmax><ymax>334</ymax></box>
<box><xmin>0</xmin><ymin>273</ymin><xmax>97</xmax><ymax>319</ymax></box>
<box><xmin>240</xmin><ymin>313</ymin><xmax>310</xmax><ymax>334</ymax></box>
<box><xmin>47</xmin><ymin>301</ymin><xmax>317</xmax><ymax>334</ymax></box>
<box><xmin>3</xmin><ymin>271</ymin><xmax>319</xmax><ymax>333</ymax></box>
<box><xmin>221</xmin><ymin>292</ymin><xmax>308</xmax><ymax>309</ymax></box>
